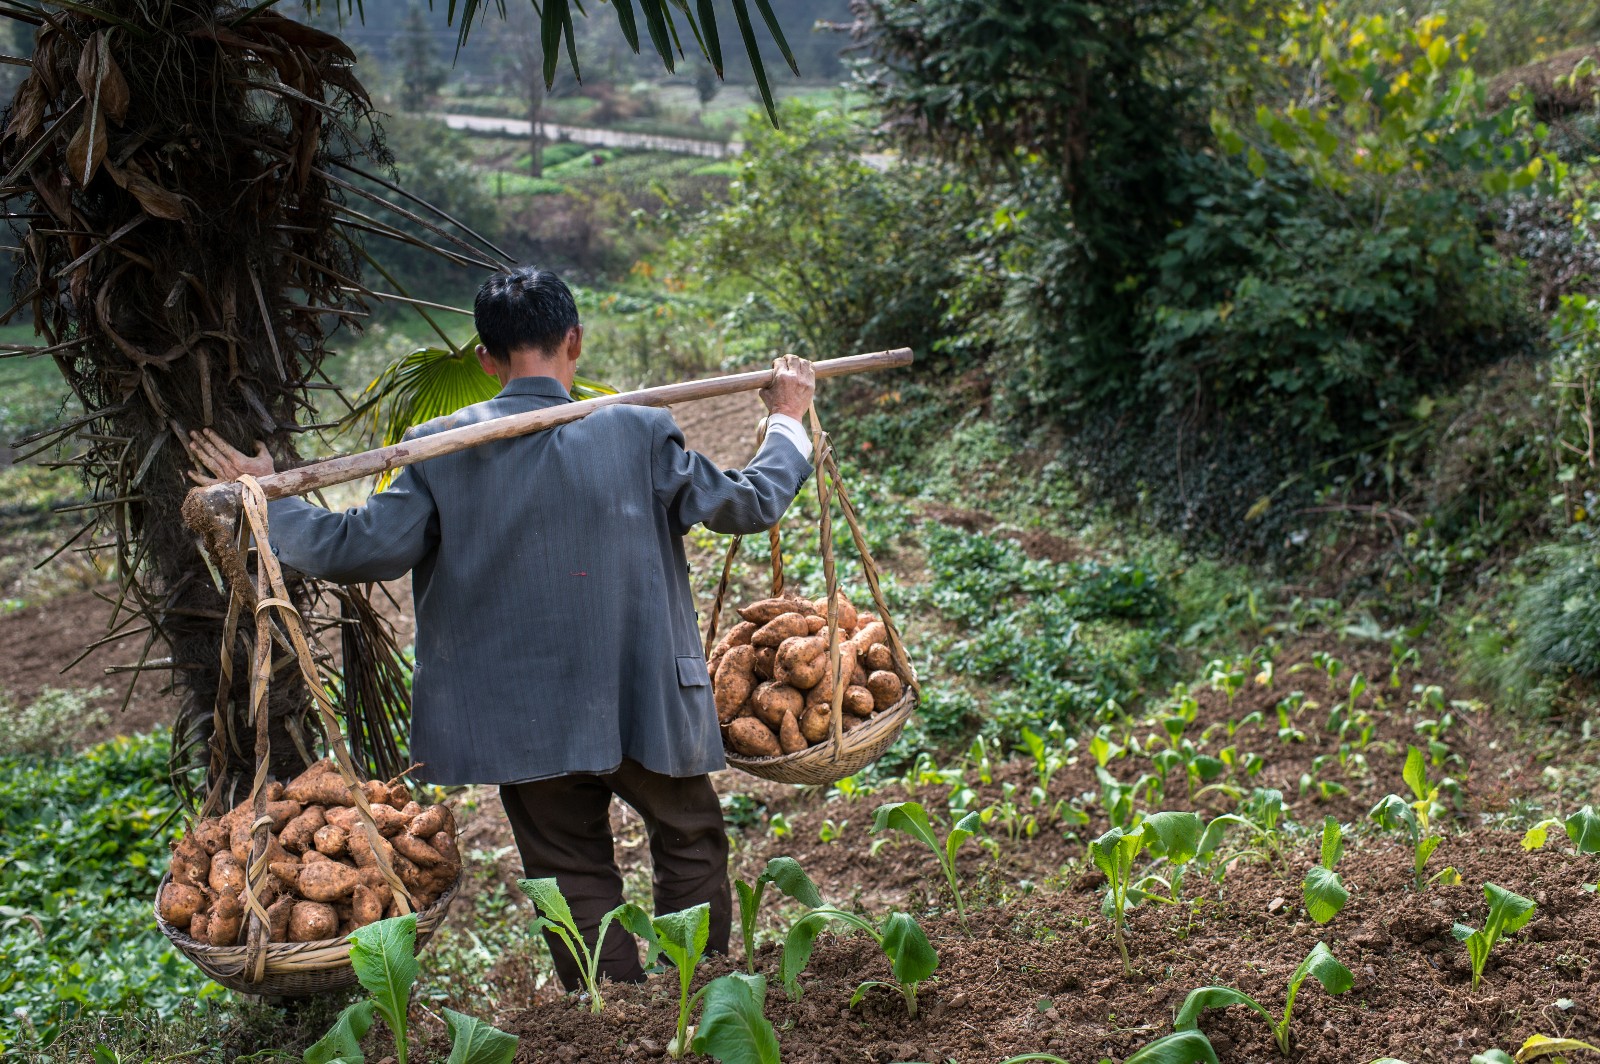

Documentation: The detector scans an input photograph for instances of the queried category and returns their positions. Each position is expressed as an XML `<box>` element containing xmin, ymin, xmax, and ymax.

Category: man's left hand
<box><xmin>185</xmin><ymin>428</ymin><xmax>276</xmax><ymax>485</ymax></box>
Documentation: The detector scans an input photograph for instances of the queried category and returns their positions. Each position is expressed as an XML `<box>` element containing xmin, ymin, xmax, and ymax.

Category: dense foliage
<box><xmin>0</xmin><ymin>731</ymin><xmax>213</xmax><ymax>1054</ymax></box>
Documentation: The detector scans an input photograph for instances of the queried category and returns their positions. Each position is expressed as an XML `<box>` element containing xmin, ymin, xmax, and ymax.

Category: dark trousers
<box><xmin>500</xmin><ymin>759</ymin><xmax>731</xmax><ymax>992</ymax></box>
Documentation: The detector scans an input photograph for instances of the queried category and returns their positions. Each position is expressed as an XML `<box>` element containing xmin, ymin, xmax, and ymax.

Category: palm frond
<box><xmin>424</xmin><ymin>0</ymin><xmax>796</xmax><ymax>124</ymax></box>
<box><xmin>351</xmin><ymin>337</ymin><xmax>615</xmax><ymax>487</ymax></box>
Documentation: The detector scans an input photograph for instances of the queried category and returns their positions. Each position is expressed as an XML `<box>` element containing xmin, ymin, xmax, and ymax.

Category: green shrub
<box><xmin>0</xmin><ymin>731</ymin><xmax>217</xmax><ymax>1052</ymax></box>
<box><xmin>1512</xmin><ymin>543</ymin><xmax>1600</xmax><ymax>680</ymax></box>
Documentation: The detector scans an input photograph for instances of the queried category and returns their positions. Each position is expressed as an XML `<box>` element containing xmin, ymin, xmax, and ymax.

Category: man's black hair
<box><xmin>473</xmin><ymin>266</ymin><xmax>580</xmax><ymax>361</ymax></box>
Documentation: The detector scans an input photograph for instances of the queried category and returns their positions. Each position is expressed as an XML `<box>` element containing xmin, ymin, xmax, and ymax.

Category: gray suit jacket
<box><xmin>266</xmin><ymin>376</ymin><xmax>811</xmax><ymax>786</ymax></box>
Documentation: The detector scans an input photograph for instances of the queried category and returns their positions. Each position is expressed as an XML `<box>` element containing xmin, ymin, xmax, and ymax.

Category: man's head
<box><xmin>473</xmin><ymin>266</ymin><xmax>583</xmax><ymax>385</ymax></box>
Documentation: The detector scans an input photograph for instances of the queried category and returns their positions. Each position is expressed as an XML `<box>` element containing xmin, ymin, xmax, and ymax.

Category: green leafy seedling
<box><xmin>1369</xmin><ymin>746</ymin><xmax>1455</xmax><ymax>889</ymax></box>
<box><xmin>872</xmin><ymin>800</ymin><xmax>981</xmax><ymax>929</ymax></box>
<box><xmin>736</xmin><ymin>856</ymin><xmax>824</xmax><ymax>973</ymax></box>
<box><xmin>1523</xmin><ymin>806</ymin><xmax>1600</xmax><ymax>889</ymax></box>
<box><xmin>1303</xmin><ymin>816</ymin><xmax>1349</xmax><ymax>924</ymax></box>
<box><xmin>304</xmin><ymin>915</ymin><xmax>518</xmax><ymax>1064</ymax></box>
<box><xmin>1451</xmin><ymin>883</ymin><xmax>1536</xmax><ymax>990</ymax></box>
<box><xmin>690</xmin><ymin>972</ymin><xmax>781</xmax><ymax>1064</ymax></box>
<box><xmin>650</xmin><ymin>903</ymin><xmax>713</xmax><ymax>1059</ymax></box>
<box><xmin>1513</xmin><ymin>1034</ymin><xmax>1600</xmax><ymax>1061</ymax></box>
<box><xmin>781</xmin><ymin>907</ymin><xmax>938</xmax><ymax>1018</ymax></box>
<box><xmin>518</xmin><ymin>877</ymin><xmax>655</xmax><ymax>1014</ymax></box>
<box><xmin>1089</xmin><ymin>824</ymin><xmax>1146</xmax><ymax>974</ymax></box>
<box><xmin>1134</xmin><ymin>810</ymin><xmax>1203</xmax><ymax>904</ymax></box>
<box><xmin>1174</xmin><ymin>940</ymin><xmax>1353</xmax><ymax>1056</ymax></box>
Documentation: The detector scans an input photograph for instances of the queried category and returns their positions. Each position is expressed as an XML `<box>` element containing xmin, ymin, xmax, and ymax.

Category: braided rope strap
<box><xmin>703</xmin><ymin>418</ymin><xmax>785</xmax><ymax>658</ymax></box>
<box><xmin>212</xmin><ymin>477</ymin><xmax>417</xmax><ymax>982</ymax></box>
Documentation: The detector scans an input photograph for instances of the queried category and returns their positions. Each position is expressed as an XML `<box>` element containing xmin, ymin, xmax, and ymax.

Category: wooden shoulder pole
<box><xmin>185</xmin><ymin>347</ymin><xmax>913</xmax><ymax>524</ymax></box>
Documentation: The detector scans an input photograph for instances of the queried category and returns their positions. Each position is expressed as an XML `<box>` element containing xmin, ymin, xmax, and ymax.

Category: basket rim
<box><xmin>723</xmin><ymin>685</ymin><xmax>916</xmax><ymax>772</ymax></box>
<box><xmin>154</xmin><ymin>871</ymin><xmax>460</xmax><ymax>968</ymax></box>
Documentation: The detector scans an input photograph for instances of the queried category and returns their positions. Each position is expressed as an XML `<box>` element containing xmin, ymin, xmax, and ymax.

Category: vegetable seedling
<box><xmin>781</xmin><ymin>906</ymin><xmax>938</xmax><ymax>1018</ymax></box>
<box><xmin>303</xmin><ymin>915</ymin><xmax>518</xmax><ymax>1064</ymax></box>
<box><xmin>648</xmin><ymin>903</ymin><xmax>714</xmax><ymax>1059</ymax></box>
<box><xmin>1089</xmin><ymin>824</ymin><xmax>1146</xmax><ymax>974</ymax></box>
<box><xmin>1369</xmin><ymin>746</ymin><xmax>1456</xmax><ymax>889</ymax></box>
<box><xmin>1174</xmin><ymin>941</ymin><xmax>1352</xmax><ymax>1055</ymax></box>
<box><xmin>1303</xmin><ymin>816</ymin><xmax>1350</xmax><ymax>924</ymax></box>
<box><xmin>1133</xmin><ymin>810</ymin><xmax>1204</xmax><ymax>905</ymax></box>
<box><xmin>736</xmin><ymin>856</ymin><xmax>824</xmax><ymax>973</ymax></box>
<box><xmin>872</xmin><ymin>800</ymin><xmax>981</xmax><ymax>929</ymax></box>
<box><xmin>1451</xmin><ymin>882</ymin><xmax>1536</xmax><ymax>990</ymax></box>
<box><xmin>518</xmin><ymin>877</ymin><xmax>655</xmax><ymax>1014</ymax></box>
<box><xmin>1523</xmin><ymin>806</ymin><xmax>1600</xmax><ymax>890</ymax></box>
<box><xmin>690</xmin><ymin>972</ymin><xmax>781</xmax><ymax>1064</ymax></box>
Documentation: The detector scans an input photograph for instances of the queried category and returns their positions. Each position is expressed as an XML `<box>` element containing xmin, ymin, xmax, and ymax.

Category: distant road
<box><xmin>438</xmin><ymin>112</ymin><xmax>895</xmax><ymax>170</ymax></box>
<box><xmin>438</xmin><ymin>113</ymin><xmax>742</xmax><ymax>159</ymax></box>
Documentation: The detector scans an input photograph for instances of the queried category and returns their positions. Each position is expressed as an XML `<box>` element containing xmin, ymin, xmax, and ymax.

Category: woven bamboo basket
<box><xmin>155</xmin><ymin>874</ymin><xmax>459</xmax><ymax>996</ymax></box>
<box><xmin>166</xmin><ymin>476</ymin><xmax>458</xmax><ymax>997</ymax></box>
<box><xmin>707</xmin><ymin>415</ymin><xmax>919</xmax><ymax>786</ymax></box>
<box><xmin>724</xmin><ymin>686</ymin><xmax>917</xmax><ymax>784</ymax></box>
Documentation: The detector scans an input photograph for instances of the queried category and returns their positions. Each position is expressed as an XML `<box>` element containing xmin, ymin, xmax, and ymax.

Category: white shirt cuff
<box><xmin>763</xmin><ymin>413</ymin><xmax>812</xmax><ymax>462</ymax></box>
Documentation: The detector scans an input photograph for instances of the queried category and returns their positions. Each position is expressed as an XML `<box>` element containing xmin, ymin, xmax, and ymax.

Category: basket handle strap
<box><xmin>808</xmin><ymin>403</ymin><xmax>849</xmax><ymax>763</ymax></box>
<box><xmin>702</xmin><ymin>417</ymin><xmax>786</xmax><ymax>659</ymax></box>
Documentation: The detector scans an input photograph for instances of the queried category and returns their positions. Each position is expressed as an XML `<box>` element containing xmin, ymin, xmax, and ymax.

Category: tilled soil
<box><xmin>424</xmin><ymin>641</ymin><xmax>1600</xmax><ymax>1063</ymax></box>
<box><xmin>489</xmin><ymin>832</ymin><xmax>1597</xmax><ymax>1063</ymax></box>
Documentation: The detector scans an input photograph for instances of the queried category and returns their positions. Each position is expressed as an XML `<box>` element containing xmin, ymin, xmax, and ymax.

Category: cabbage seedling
<box><xmin>518</xmin><ymin>877</ymin><xmax>655</xmax><ymax>1014</ymax></box>
<box><xmin>781</xmin><ymin>907</ymin><xmax>938</xmax><ymax>1017</ymax></box>
<box><xmin>649</xmin><ymin>904</ymin><xmax>714</xmax><ymax>1059</ymax></box>
<box><xmin>1369</xmin><ymin>746</ymin><xmax>1456</xmax><ymax>889</ymax></box>
<box><xmin>736</xmin><ymin>856</ymin><xmax>823</xmax><ymax>973</ymax></box>
<box><xmin>1000</xmin><ymin>1030</ymin><xmax>1219</xmax><ymax>1064</ymax></box>
<box><xmin>1133</xmin><ymin>810</ymin><xmax>1203</xmax><ymax>904</ymax></box>
<box><xmin>690</xmin><ymin>972</ymin><xmax>781</xmax><ymax>1064</ymax></box>
<box><xmin>1451</xmin><ymin>882</ymin><xmax>1536</xmax><ymax>990</ymax></box>
<box><xmin>1523</xmin><ymin>806</ymin><xmax>1600</xmax><ymax>889</ymax></box>
<box><xmin>872</xmin><ymin>800</ymin><xmax>981</xmax><ymax>929</ymax></box>
<box><xmin>1303</xmin><ymin>817</ymin><xmax>1349</xmax><ymax>924</ymax></box>
<box><xmin>303</xmin><ymin>915</ymin><xmax>518</xmax><ymax>1064</ymax></box>
<box><xmin>1089</xmin><ymin>823</ymin><xmax>1147</xmax><ymax>973</ymax></box>
<box><xmin>1174</xmin><ymin>940</ymin><xmax>1353</xmax><ymax>1056</ymax></box>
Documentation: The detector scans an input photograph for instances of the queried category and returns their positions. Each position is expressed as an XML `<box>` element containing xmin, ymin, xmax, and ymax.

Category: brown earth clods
<box><xmin>417</xmin><ymin>642</ymin><xmax>1600</xmax><ymax>1064</ymax></box>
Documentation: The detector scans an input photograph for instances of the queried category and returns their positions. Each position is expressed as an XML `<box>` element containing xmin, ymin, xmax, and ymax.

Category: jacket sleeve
<box><xmin>263</xmin><ymin>461</ymin><xmax>439</xmax><ymax>584</ymax></box>
<box><xmin>649</xmin><ymin>409</ymin><xmax>812</xmax><ymax>537</ymax></box>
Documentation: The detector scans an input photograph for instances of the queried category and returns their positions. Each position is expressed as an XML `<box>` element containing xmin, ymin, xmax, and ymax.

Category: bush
<box><xmin>1512</xmin><ymin>542</ymin><xmax>1600</xmax><ymax>680</ymax></box>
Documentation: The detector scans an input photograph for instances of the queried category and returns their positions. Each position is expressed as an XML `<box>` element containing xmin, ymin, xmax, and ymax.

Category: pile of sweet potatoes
<box><xmin>158</xmin><ymin>759</ymin><xmax>459</xmax><ymax>947</ymax></box>
<box><xmin>709</xmin><ymin>591</ymin><xmax>910</xmax><ymax>757</ymax></box>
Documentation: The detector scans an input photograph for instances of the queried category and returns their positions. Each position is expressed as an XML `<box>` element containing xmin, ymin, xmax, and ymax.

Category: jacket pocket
<box><xmin>676</xmin><ymin>655</ymin><xmax>711</xmax><ymax>687</ymax></box>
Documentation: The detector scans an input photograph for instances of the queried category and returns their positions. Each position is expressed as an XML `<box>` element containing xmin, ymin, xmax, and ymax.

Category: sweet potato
<box><xmin>431</xmin><ymin>830</ymin><xmax>462</xmax><ymax>877</ymax></box>
<box><xmin>843</xmin><ymin>713</ymin><xmax>866</xmax><ymax>733</ymax></box>
<box><xmin>778</xmin><ymin>710</ymin><xmax>808</xmax><ymax>753</ymax></box>
<box><xmin>815</xmin><ymin>592</ymin><xmax>858</xmax><ymax>632</ymax></box>
<box><xmin>265</xmin><ymin>893</ymin><xmax>296</xmax><ymax>942</ymax></box>
<box><xmin>726</xmin><ymin>717</ymin><xmax>782</xmax><ymax>757</ymax></box>
<box><xmin>313</xmin><ymin>823</ymin><xmax>349</xmax><ymax>856</ymax></box>
<box><xmin>725</xmin><ymin>621</ymin><xmax>758</xmax><ymax>647</ymax></box>
<box><xmin>393</xmin><ymin>833</ymin><xmax>442</xmax><ymax>868</ymax></box>
<box><xmin>805</xmin><ymin>615</ymin><xmax>827</xmax><ymax>634</ymax></box>
<box><xmin>737</xmin><ymin>596</ymin><xmax>813</xmax><ymax>625</ymax></box>
<box><xmin>188</xmin><ymin>909</ymin><xmax>211</xmax><ymax>943</ymax></box>
<box><xmin>707</xmin><ymin>648</ymin><xmax>726</xmax><ymax>684</ymax></box>
<box><xmin>752</xmin><ymin>612</ymin><xmax>809</xmax><ymax>646</ymax></box>
<box><xmin>351</xmin><ymin>884</ymin><xmax>385</xmax><ymax>928</ymax></box>
<box><xmin>799</xmin><ymin>703</ymin><xmax>833</xmax><ymax>744</ymax></box>
<box><xmin>752</xmin><ymin>645</ymin><xmax>778</xmax><ymax>680</ymax></box>
<box><xmin>264</xmin><ymin>799</ymin><xmax>301</xmax><ymax>832</ymax></box>
<box><xmin>843</xmin><ymin>685</ymin><xmax>876</xmax><ymax>717</ymax></box>
<box><xmin>851</xmin><ymin>663</ymin><xmax>870</xmax><ymax>688</ymax></box>
<box><xmin>776</xmin><ymin>634</ymin><xmax>827</xmax><ymax>672</ymax></box>
<box><xmin>864</xmin><ymin>643</ymin><xmax>894</xmax><ymax>672</ymax></box>
<box><xmin>851</xmin><ymin>621</ymin><xmax>887</xmax><ymax>652</ymax></box>
<box><xmin>263</xmin><ymin>781</ymin><xmax>286</xmax><ymax>802</ymax></box>
<box><xmin>410</xmin><ymin>803</ymin><xmax>455</xmax><ymax>840</ymax></box>
<box><xmin>714</xmin><ymin>644</ymin><xmax>758</xmax><ymax>722</ymax></box>
<box><xmin>297</xmin><ymin>860</ymin><xmax>364</xmax><ymax>902</ymax></box>
<box><xmin>325</xmin><ymin>802</ymin><xmax>412</xmax><ymax>837</ymax></box>
<box><xmin>867</xmin><ymin>670</ymin><xmax>905</xmax><ymax>710</ymax></box>
<box><xmin>751</xmin><ymin>681</ymin><xmax>803</xmax><ymax>728</ymax></box>
<box><xmin>209</xmin><ymin>891</ymin><xmax>244</xmax><ymax>946</ymax></box>
<box><xmin>209</xmin><ymin>851</ymin><xmax>245</xmax><ymax>896</ymax></box>
<box><xmin>230</xmin><ymin>820</ymin><xmax>291</xmax><ymax>867</ymax></box>
<box><xmin>159</xmin><ymin>881</ymin><xmax>205</xmax><ymax>930</ymax></box>
<box><xmin>193</xmin><ymin>819</ymin><xmax>229</xmax><ymax>856</ymax></box>
<box><xmin>284</xmin><ymin>759</ymin><xmax>347</xmax><ymax>805</ymax></box>
<box><xmin>302</xmin><ymin>849</ymin><xmax>331</xmax><ymax>865</ymax></box>
<box><xmin>288</xmin><ymin>901</ymin><xmax>338</xmax><ymax>942</ymax></box>
<box><xmin>280</xmin><ymin>805</ymin><xmax>326</xmax><ymax>852</ymax></box>
<box><xmin>170</xmin><ymin>834</ymin><xmax>211</xmax><ymax>890</ymax></box>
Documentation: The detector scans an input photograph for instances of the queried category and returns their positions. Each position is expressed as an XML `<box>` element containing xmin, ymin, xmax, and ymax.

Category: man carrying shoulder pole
<box><xmin>186</xmin><ymin>265</ymin><xmax>817</xmax><ymax>991</ymax></box>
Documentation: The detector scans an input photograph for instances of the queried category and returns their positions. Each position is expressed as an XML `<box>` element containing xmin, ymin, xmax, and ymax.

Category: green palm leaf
<box><xmin>351</xmin><ymin>335</ymin><xmax>616</xmax><ymax>488</ymax></box>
